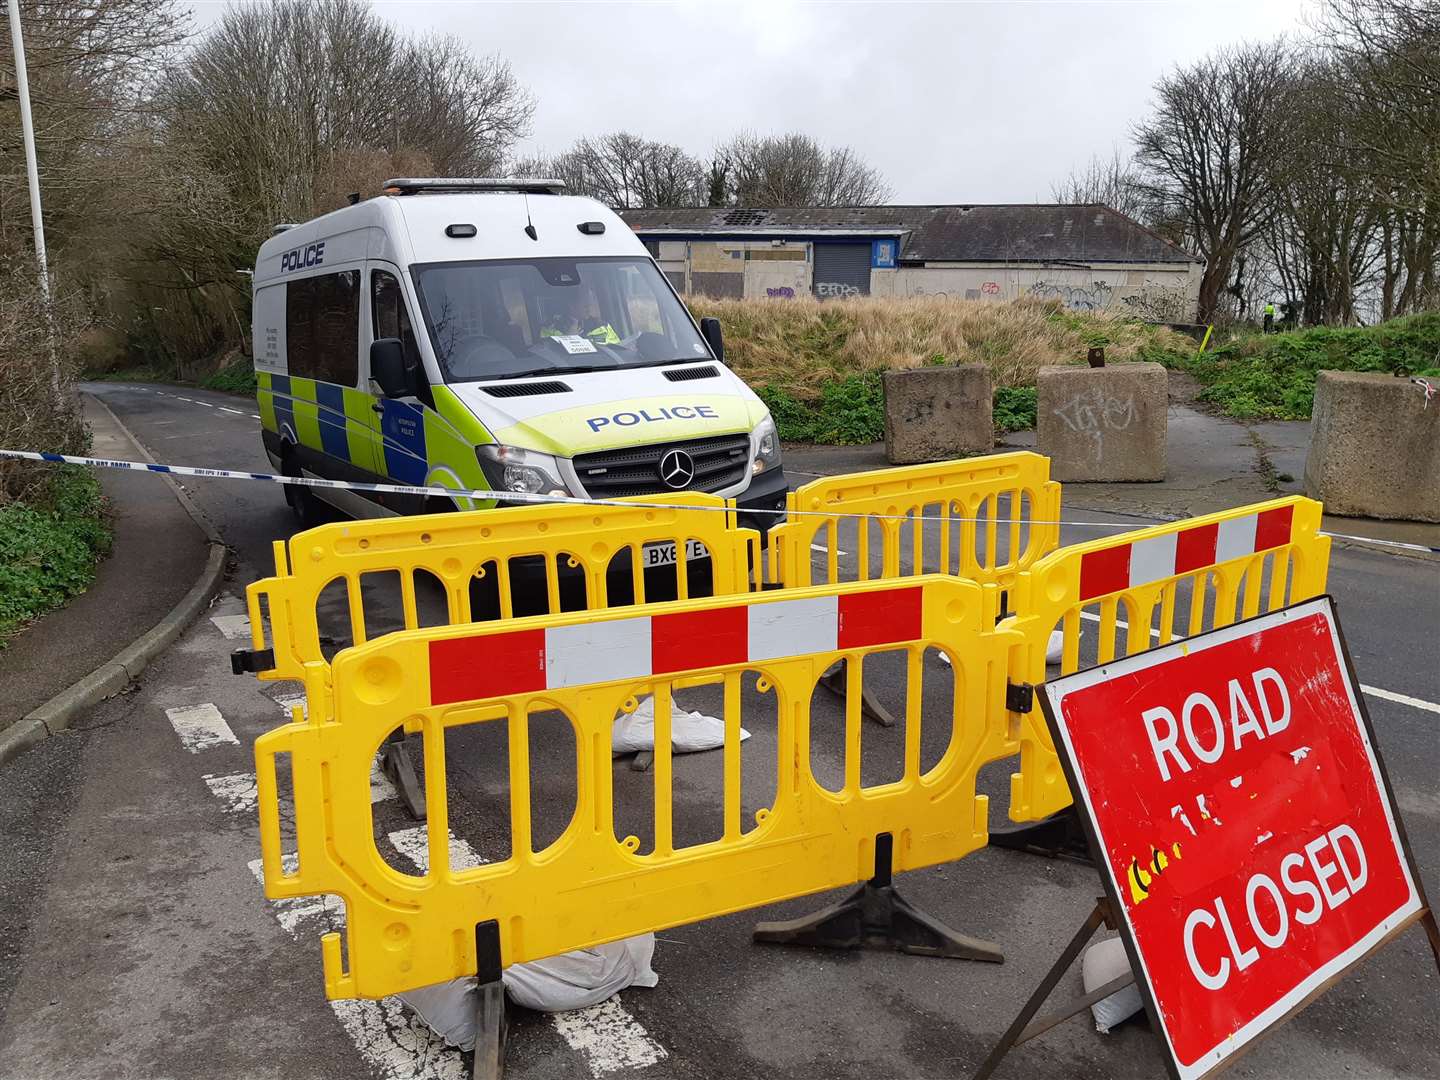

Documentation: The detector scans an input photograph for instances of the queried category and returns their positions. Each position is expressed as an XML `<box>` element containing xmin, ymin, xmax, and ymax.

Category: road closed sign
<box><xmin>1041</xmin><ymin>596</ymin><xmax>1428</xmax><ymax>1080</ymax></box>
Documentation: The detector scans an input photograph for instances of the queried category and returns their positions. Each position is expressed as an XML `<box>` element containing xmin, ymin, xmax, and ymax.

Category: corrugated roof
<box><xmin>619</xmin><ymin>204</ymin><xmax>1199</xmax><ymax>265</ymax></box>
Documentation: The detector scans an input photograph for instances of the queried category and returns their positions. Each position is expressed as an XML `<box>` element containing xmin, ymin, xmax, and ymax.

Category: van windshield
<box><xmin>412</xmin><ymin>257</ymin><xmax>712</xmax><ymax>381</ymax></box>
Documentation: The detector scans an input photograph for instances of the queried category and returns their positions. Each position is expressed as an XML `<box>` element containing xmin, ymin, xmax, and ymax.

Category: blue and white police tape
<box><xmin>0</xmin><ymin>447</ymin><xmax>1141</xmax><ymax>530</ymax></box>
<box><xmin>4</xmin><ymin>448</ymin><xmax>1437</xmax><ymax>552</ymax></box>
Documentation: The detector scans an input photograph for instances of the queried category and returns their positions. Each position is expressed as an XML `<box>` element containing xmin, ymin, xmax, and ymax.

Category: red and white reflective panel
<box><xmin>427</xmin><ymin>585</ymin><xmax>923</xmax><ymax>706</ymax></box>
<box><xmin>1043</xmin><ymin>597</ymin><xmax>1421</xmax><ymax>1080</ymax></box>
<box><xmin>1079</xmin><ymin>504</ymin><xmax>1294</xmax><ymax>601</ymax></box>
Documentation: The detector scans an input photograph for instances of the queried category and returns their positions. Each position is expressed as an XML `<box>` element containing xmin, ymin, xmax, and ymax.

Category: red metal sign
<box><xmin>1042</xmin><ymin>596</ymin><xmax>1424</xmax><ymax>1079</ymax></box>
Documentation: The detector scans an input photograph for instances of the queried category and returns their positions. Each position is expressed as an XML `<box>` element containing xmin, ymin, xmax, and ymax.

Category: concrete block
<box><xmin>1036</xmin><ymin>363</ymin><xmax>1167</xmax><ymax>481</ymax></box>
<box><xmin>883</xmin><ymin>365</ymin><xmax>993</xmax><ymax>464</ymax></box>
<box><xmin>1305</xmin><ymin>371</ymin><xmax>1440</xmax><ymax>522</ymax></box>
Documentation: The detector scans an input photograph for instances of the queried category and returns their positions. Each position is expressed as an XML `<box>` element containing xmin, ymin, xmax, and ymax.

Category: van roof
<box><xmin>253</xmin><ymin>190</ymin><xmax>647</xmax><ymax>285</ymax></box>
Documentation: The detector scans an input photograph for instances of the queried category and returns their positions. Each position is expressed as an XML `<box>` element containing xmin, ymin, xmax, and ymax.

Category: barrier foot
<box><xmin>988</xmin><ymin>807</ymin><xmax>1091</xmax><ymax>863</ymax></box>
<box><xmin>971</xmin><ymin>899</ymin><xmax>1118</xmax><ymax>1080</ymax></box>
<box><xmin>817</xmin><ymin>660</ymin><xmax>895</xmax><ymax>727</ymax></box>
<box><xmin>752</xmin><ymin>834</ymin><xmax>1001</xmax><ymax>962</ymax></box>
<box><xmin>472</xmin><ymin>920</ymin><xmax>507</xmax><ymax>1080</ymax></box>
<box><xmin>382</xmin><ymin>732</ymin><xmax>427</xmax><ymax>821</ymax></box>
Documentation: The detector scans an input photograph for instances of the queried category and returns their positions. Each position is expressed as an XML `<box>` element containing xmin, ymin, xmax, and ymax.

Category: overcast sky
<box><xmin>190</xmin><ymin>0</ymin><xmax>1317</xmax><ymax>203</ymax></box>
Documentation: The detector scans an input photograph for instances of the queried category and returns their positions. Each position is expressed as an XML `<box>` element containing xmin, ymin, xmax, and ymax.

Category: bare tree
<box><xmin>1050</xmin><ymin>148</ymin><xmax>1151</xmax><ymax>223</ymax></box>
<box><xmin>715</xmin><ymin>131</ymin><xmax>890</xmax><ymax>206</ymax></box>
<box><xmin>521</xmin><ymin>132</ymin><xmax>705</xmax><ymax>207</ymax></box>
<box><xmin>1132</xmin><ymin>42</ymin><xmax>1302</xmax><ymax>323</ymax></box>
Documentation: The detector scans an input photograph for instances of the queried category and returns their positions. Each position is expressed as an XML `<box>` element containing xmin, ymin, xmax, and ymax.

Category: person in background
<box><xmin>1263</xmin><ymin>300</ymin><xmax>1276</xmax><ymax>334</ymax></box>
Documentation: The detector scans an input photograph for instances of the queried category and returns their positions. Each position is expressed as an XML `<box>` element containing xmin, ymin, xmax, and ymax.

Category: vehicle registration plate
<box><xmin>641</xmin><ymin>539</ymin><xmax>710</xmax><ymax>567</ymax></box>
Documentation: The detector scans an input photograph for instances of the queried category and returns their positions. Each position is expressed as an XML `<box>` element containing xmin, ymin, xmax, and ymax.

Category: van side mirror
<box><xmin>370</xmin><ymin>338</ymin><xmax>409</xmax><ymax>397</ymax></box>
<box><xmin>699</xmin><ymin>317</ymin><xmax>724</xmax><ymax>363</ymax></box>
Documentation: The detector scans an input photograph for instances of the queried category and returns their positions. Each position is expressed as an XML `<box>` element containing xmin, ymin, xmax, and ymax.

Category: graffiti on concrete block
<box><xmin>765</xmin><ymin>286</ymin><xmax>796</xmax><ymax>299</ymax></box>
<box><xmin>1053</xmin><ymin>387</ymin><xmax>1137</xmax><ymax>461</ymax></box>
<box><xmin>1030</xmin><ymin>279</ymin><xmax>1114</xmax><ymax>311</ymax></box>
<box><xmin>815</xmin><ymin>281</ymin><xmax>862</xmax><ymax>299</ymax></box>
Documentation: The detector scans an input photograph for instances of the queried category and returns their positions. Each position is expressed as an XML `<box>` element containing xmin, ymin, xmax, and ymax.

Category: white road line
<box><xmin>387</xmin><ymin>826</ymin><xmax>485</xmax><ymax>872</ymax></box>
<box><xmin>203</xmin><ymin>771</ymin><xmax>258</xmax><ymax>814</ymax></box>
<box><xmin>273</xmin><ymin>691</ymin><xmax>307</xmax><ymax>718</ymax></box>
<box><xmin>809</xmin><ymin>543</ymin><xmax>850</xmax><ymax>556</ymax></box>
<box><xmin>196</xmin><ymin>401</ymin><xmax>214</xmax><ymax>407</ymax></box>
<box><xmin>245</xmin><ymin>858</ymin><xmax>465</xmax><ymax>1079</ymax></box>
<box><xmin>250</xmin><ymin>414</ymin><xmax>262</xmax><ymax>419</ymax></box>
<box><xmin>219</xmin><ymin>407</ymin><xmax>245</xmax><ymax>415</ymax></box>
<box><xmin>165</xmin><ymin>703</ymin><xmax>238</xmax><ymax>751</ymax></box>
<box><xmin>210</xmin><ymin>613</ymin><xmax>251</xmax><ymax>640</ymax></box>
<box><xmin>1360</xmin><ymin>684</ymin><xmax>1440</xmax><ymax>716</ymax></box>
<box><xmin>550</xmin><ymin>1001</ymin><xmax>667</xmax><ymax>1075</ymax></box>
<box><xmin>1074</xmin><ymin>611</ymin><xmax>1440</xmax><ymax>714</ymax></box>
<box><xmin>176</xmin><ymin>396</ymin><xmax>195</xmax><ymax>403</ymax></box>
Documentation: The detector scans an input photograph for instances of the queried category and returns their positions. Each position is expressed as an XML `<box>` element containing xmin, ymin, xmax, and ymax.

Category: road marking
<box><xmin>210</xmin><ymin>613</ymin><xmax>251</xmax><ymax>640</ymax></box>
<box><xmin>1360</xmin><ymin>684</ymin><xmax>1440</xmax><ymax>716</ymax></box>
<box><xmin>176</xmin><ymin>396</ymin><xmax>195</xmax><ymax>403</ymax></box>
<box><xmin>810</xmin><ymin>543</ymin><xmax>849</xmax><ymax>556</ymax></box>
<box><xmin>203</xmin><ymin>771</ymin><xmax>258</xmax><ymax>814</ymax></box>
<box><xmin>245</xmin><ymin>858</ymin><xmax>465</xmax><ymax>1079</ymax></box>
<box><xmin>550</xmin><ymin>1000</ymin><xmax>667</xmax><ymax>1075</ymax></box>
<box><xmin>165</xmin><ymin>703</ymin><xmax>238</xmax><ymax>751</ymax></box>
<box><xmin>387</xmin><ymin>826</ymin><xmax>485</xmax><ymax>872</ymax></box>
<box><xmin>1075</xmin><ymin>611</ymin><xmax>1439</xmax><ymax>714</ymax></box>
<box><xmin>219</xmin><ymin>407</ymin><xmax>245</xmax><ymax>415</ymax></box>
<box><xmin>196</xmin><ymin>400</ymin><xmax>214</xmax><ymax>407</ymax></box>
<box><xmin>273</xmin><ymin>691</ymin><xmax>307</xmax><ymax>718</ymax></box>
<box><xmin>250</xmin><ymin>414</ymin><xmax>262</xmax><ymax>419</ymax></box>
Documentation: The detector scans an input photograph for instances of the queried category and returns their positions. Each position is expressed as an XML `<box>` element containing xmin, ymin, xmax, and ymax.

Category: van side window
<box><xmin>371</xmin><ymin>270</ymin><xmax>421</xmax><ymax>366</ymax></box>
<box><xmin>285</xmin><ymin>271</ymin><xmax>360</xmax><ymax>386</ymax></box>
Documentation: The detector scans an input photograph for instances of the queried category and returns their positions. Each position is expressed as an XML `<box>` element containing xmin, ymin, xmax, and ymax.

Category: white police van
<box><xmin>251</xmin><ymin>178</ymin><xmax>787</xmax><ymax>549</ymax></box>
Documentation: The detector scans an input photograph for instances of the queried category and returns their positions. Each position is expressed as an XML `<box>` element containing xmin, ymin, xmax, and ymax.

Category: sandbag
<box><xmin>397</xmin><ymin>934</ymin><xmax>660</xmax><ymax>1049</ymax></box>
<box><xmin>1082</xmin><ymin>935</ymin><xmax>1144</xmax><ymax>1034</ymax></box>
<box><xmin>612</xmin><ymin>696</ymin><xmax>749</xmax><ymax>755</ymax></box>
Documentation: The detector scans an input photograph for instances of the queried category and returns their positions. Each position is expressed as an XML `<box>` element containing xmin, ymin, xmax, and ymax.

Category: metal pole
<box><xmin>7</xmin><ymin>0</ymin><xmax>60</xmax><ymax>396</ymax></box>
<box><xmin>8</xmin><ymin>0</ymin><xmax>49</xmax><ymax>300</ymax></box>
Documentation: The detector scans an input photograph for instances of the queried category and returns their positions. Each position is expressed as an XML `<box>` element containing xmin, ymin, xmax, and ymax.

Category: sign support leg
<box><xmin>1422</xmin><ymin>908</ymin><xmax>1440</xmax><ymax>975</ymax></box>
<box><xmin>472</xmin><ymin>920</ymin><xmax>507</xmax><ymax>1080</ymax></box>
<box><xmin>382</xmin><ymin>730</ymin><xmax>427</xmax><ymax>821</ymax></box>
<box><xmin>817</xmin><ymin>659</ymin><xmax>895</xmax><ymax>727</ymax></box>
<box><xmin>753</xmin><ymin>833</ymin><xmax>1002</xmax><ymax>962</ymax></box>
<box><xmin>971</xmin><ymin>899</ymin><xmax>1114</xmax><ymax>1080</ymax></box>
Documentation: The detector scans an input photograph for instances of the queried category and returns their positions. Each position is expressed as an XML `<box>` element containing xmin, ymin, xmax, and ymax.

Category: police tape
<box><xmin>0</xmin><ymin>447</ymin><xmax>1146</xmax><ymax>530</ymax></box>
<box><xmin>5</xmin><ymin>448</ymin><xmax>1438</xmax><ymax>551</ymax></box>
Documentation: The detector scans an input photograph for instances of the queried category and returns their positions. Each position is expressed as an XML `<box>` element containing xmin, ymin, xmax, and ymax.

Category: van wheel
<box><xmin>281</xmin><ymin>450</ymin><xmax>321</xmax><ymax>526</ymax></box>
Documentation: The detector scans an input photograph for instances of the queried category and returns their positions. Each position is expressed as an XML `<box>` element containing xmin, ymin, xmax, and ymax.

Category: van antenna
<box><xmin>523</xmin><ymin>193</ymin><xmax>538</xmax><ymax>242</ymax></box>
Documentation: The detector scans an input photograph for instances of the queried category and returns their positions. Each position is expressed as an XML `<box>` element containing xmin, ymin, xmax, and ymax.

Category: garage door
<box><xmin>812</xmin><ymin>244</ymin><xmax>871</xmax><ymax>299</ymax></box>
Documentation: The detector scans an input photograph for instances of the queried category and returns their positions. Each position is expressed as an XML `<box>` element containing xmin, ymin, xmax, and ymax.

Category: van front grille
<box><xmin>573</xmin><ymin>434</ymin><xmax>750</xmax><ymax>498</ymax></box>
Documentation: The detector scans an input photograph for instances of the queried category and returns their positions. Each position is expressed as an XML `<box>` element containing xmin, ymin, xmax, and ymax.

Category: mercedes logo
<box><xmin>658</xmin><ymin>448</ymin><xmax>696</xmax><ymax>490</ymax></box>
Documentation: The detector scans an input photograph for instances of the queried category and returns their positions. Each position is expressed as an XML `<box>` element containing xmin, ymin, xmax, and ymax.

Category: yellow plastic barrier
<box><xmin>255</xmin><ymin>575</ymin><xmax>1021</xmax><ymax>999</ymax></box>
<box><xmin>769</xmin><ymin>452</ymin><xmax>1062</xmax><ymax>592</ymax></box>
<box><xmin>246</xmin><ymin>492</ymin><xmax>761</xmax><ymax>681</ymax></box>
<box><xmin>1002</xmin><ymin>495</ymin><xmax>1331</xmax><ymax>822</ymax></box>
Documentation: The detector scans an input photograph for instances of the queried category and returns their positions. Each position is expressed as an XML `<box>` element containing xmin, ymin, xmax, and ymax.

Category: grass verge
<box><xmin>0</xmin><ymin>466</ymin><xmax>113</xmax><ymax>645</ymax></box>
<box><xmin>1173</xmin><ymin>312</ymin><xmax>1440</xmax><ymax>420</ymax></box>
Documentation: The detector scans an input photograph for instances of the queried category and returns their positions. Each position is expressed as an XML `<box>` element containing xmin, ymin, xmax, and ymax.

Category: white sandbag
<box><xmin>940</xmin><ymin>629</ymin><xmax>1063</xmax><ymax>668</ymax></box>
<box><xmin>504</xmin><ymin>934</ymin><xmax>659</xmax><ymax>1013</ymax></box>
<box><xmin>1082</xmin><ymin>935</ymin><xmax>1144</xmax><ymax>1034</ymax></box>
<box><xmin>398</xmin><ymin>934</ymin><xmax>660</xmax><ymax>1048</ymax></box>
<box><xmin>612</xmin><ymin>696</ymin><xmax>749</xmax><ymax>755</ymax></box>
<box><xmin>398</xmin><ymin>978</ymin><xmax>481</xmax><ymax>1051</ymax></box>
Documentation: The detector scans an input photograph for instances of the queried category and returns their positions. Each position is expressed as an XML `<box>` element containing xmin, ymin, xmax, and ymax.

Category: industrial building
<box><xmin>620</xmin><ymin>204</ymin><xmax>1203</xmax><ymax>321</ymax></box>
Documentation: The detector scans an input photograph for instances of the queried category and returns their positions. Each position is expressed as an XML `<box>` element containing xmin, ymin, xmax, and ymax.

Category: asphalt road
<box><xmin>1</xmin><ymin>380</ymin><xmax>1437</xmax><ymax>1080</ymax></box>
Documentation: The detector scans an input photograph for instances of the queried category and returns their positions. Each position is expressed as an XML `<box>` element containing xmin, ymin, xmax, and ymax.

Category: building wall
<box><xmin>870</xmin><ymin>262</ymin><xmax>1201</xmax><ymax>321</ymax></box>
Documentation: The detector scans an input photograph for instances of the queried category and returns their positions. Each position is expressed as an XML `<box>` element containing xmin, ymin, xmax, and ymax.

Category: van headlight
<box><xmin>476</xmin><ymin>445</ymin><xmax>571</xmax><ymax>497</ymax></box>
<box><xmin>752</xmin><ymin>415</ymin><xmax>782</xmax><ymax>474</ymax></box>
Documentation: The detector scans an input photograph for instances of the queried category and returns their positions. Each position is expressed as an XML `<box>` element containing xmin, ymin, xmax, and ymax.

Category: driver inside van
<box><xmin>540</xmin><ymin>290</ymin><xmax>620</xmax><ymax>345</ymax></box>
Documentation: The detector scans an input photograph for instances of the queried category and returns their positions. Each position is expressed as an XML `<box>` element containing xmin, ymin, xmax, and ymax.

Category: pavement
<box><xmin>0</xmin><ymin>380</ymin><xmax>1437</xmax><ymax>1080</ymax></box>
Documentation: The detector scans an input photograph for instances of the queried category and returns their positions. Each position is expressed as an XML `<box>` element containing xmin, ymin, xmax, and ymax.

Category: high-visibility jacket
<box><xmin>542</xmin><ymin>323</ymin><xmax>620</xmax><ymax>344</ymax></box>
<box><xmin>1264</xmin><ymin>304</ymin><xmax>1276</xmax><ymax>316</ymax></box>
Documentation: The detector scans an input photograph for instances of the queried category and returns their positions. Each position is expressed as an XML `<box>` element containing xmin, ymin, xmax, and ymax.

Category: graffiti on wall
<box><xmin>1029</xmin><ymin>279</ymin><xmax>1115</xmax><ymax>311</ymax></box>
<box><xmin>980</xmin><ymin>281</ymin><xmax>1001</xmax><ymax>295</ymax></box>
<box><xmin>766</xmin><ymin>286</ymin><xmax>796</xmax><ymax>299</ymax></box>
<box><xmin>814</xmin><ymin>281</ymin><xmax>862</xmax><ymax>299</ymax></box>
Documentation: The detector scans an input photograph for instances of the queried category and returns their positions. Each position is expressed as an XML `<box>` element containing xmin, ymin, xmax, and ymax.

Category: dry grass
<box><xmin>687</xmin><ymin>294</ymin><xmax>1190</xmax><ymax>397</ymax></box>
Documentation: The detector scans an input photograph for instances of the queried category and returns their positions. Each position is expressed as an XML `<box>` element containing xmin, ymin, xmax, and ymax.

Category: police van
<box><xmin>251</xmin><ymin>178</ymin><xmax>787</xmax><ymax>556</ymax></box>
